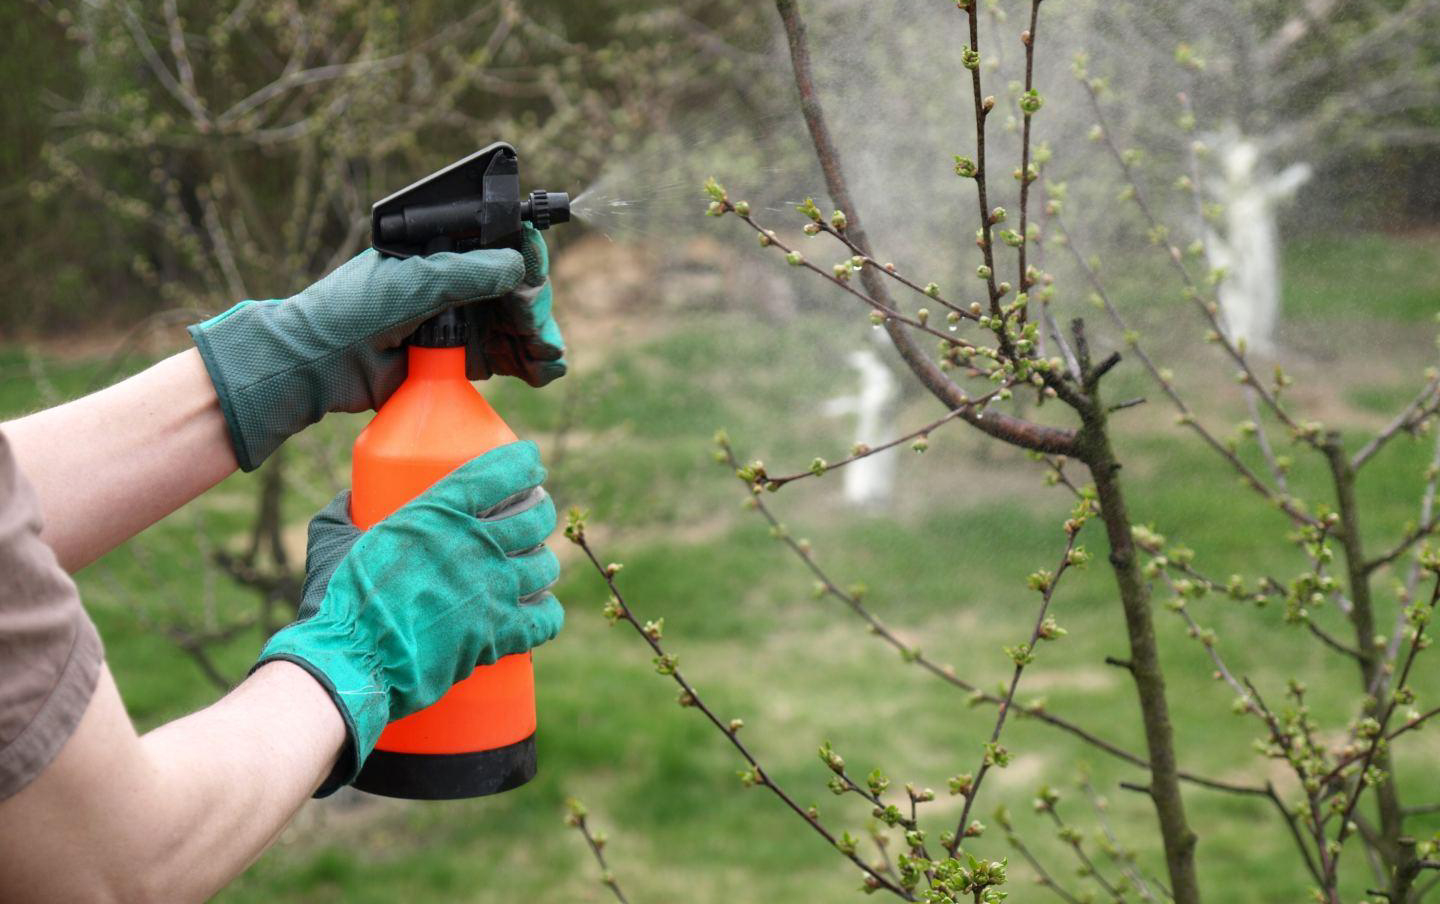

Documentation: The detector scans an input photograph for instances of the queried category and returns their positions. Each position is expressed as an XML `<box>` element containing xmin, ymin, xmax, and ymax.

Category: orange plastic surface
<box><xmin>351</xmin><ymin>345</ymin><xmax>536</xmax><ymax>755</ymax></box>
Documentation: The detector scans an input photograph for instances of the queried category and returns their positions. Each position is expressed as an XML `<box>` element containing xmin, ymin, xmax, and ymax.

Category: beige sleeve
<box><xmin>0</xmin><ymin>429</ymin><xmax>103</xmax><ymax>801</ymax></box>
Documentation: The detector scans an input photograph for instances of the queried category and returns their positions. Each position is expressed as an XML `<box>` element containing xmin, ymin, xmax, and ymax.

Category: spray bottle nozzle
<box><xmin>521</xmin><ymin>190</ymin><xmax>570</xmax><ymax>231</ymax></box>
<box><xmin>371</xmin><ymin>142</ymin><xmax>570</xmax><ymax>260</ymax></box>
<box><xmin>369</xmin><ymin>142</ymin><xmax>572</xmax><ymax>349</ymax></box>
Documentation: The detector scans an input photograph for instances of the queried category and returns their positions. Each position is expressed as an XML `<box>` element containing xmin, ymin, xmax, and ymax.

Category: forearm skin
<box><xmin>0</xmin><ymin>661</ymin><xmax>344</xmax><ymax>903</ymax></box>
<box><xmin>3</xmin><ymin>348</ymin><xmax>238</xmax><ymax>572</ymax></box>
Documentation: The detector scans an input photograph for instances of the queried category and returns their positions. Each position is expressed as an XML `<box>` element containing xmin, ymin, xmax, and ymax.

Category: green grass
<box><xmin>1284</xmin><ymin>232</ymin><xmax>1440</xmax><ymax>323</ymax></box>
<box><xmin>4</xmin><ymin>232</ymin><xmax>1440</xmax><ymax>903</ymax></box>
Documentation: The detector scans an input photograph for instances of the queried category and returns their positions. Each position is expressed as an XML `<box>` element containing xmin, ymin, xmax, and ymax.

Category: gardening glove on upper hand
<box><xmin>254</xmin><ymin>440</ymin><xmax>565</xmax><ymax>795</ymax></box>
<box><xmin>189</xmin><ymin>247</ymin><xmax>528</xmax><ymax>471</ymax></box>
<box><xmin>465</xmin><ymin>223</ymin><xmax>568</xmax><ymax>388</ymax></box>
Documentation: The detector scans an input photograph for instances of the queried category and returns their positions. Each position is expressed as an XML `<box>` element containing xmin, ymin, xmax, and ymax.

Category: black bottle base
<box><xmin>353</xmin><ymin>734</ymin><xmax>537</xmax><ymax>800</ymax></box>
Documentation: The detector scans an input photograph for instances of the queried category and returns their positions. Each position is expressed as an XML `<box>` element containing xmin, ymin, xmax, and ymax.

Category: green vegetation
<box><xmin>1285</xmin><ymin>232</ymin><xmax>1440</xmax><ymax>324</ymax></box>
<box><xmin>3</xmin><ymin>234</ymin><xmax>1438</xmax><ymax>902</ymax></box>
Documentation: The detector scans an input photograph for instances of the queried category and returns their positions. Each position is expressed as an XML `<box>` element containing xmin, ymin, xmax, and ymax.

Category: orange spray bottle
<box><xmin>349</xmin><ymin>143</ymin><xmax>570</xmax><ymax>799</ymax></box>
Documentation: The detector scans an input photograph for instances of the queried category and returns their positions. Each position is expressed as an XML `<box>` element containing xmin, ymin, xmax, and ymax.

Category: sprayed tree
<box><xmin>565</xmin><ymin>1</ymin><xmax>1440</xmax><ymax>902</ymax></box>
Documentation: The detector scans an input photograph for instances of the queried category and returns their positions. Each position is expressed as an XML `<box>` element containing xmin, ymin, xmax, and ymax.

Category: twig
<box><xmin>772</xmin><ymin>0</ymin><xmax>1079</xmax><ymax>458</ymax></box>
<box><xmin>1242</xmin><ymin>679</ymin><xmax>1338</xmax><ymax>899</ymax></box>
<box><xmin>1154</xmin><ymin>573</ymin><xmax>1335</xmax><ymax>884</ymax></box>
<box><xmin>1305</xmin><ymin>621</ymin><xmax>1365</xmax><ymax>662</ymax></box>
<box><xmin>1404</xmin><ymin>801</ymin><xmax>1440</xmax><ymax>817</ymax></box>
<box><xmin>1351</xmin><ymin>374</ymin><xmax>1440</xmax><ymax>471</ymax></box>
<box><xmin>814</xmin><ymin>221</ymin><xmax>976</xmax><ymax>321</ymax></box>
<box><xmin>1244</xmin><ymin>387</ymin><xmax>1292</xmax><ymax>494</ymax></box>
<box><xmin>1135</xmin><ymin>533</ymin><xmax>1334</xmax><ymax>885</ymax></box>
<box><xmin>118</xmin><ymin>0</ymin><xmax>211</xmax><ymax>127</ymax></box>
<box><xmin>566</xmin><ymin>515</ymin><xmax>913</xmax><ymax>899</ymax></box>
<box><xmin>1317</xmin><ymin>704</ymin><xmax>1440</xmax><ymax>787</ymax></box>
<box><xmin>723</xmin><ymin>440</ymin><xmax>1267</xmax><ymax>801</ymax></box>
<box><xmin>1015</xmin><ymin>0</ymin><xmax>1044</xmax><ymax>310</ymax></box>
<box><xmin>161</xmin><ymin>0</ymin><xmax>199</xmax><ymax>102</ymax></box>
<box><xmin>759</xmin><ymin>401</ymin><xmax>995</xmax><ymax>489</ymax></box>
<box><xmin>1081</xmin><ymin>76</ymin><xmax>1317</xmax><ymax>452</ymax></box>
<box><xmin>1365</xmin><ymin>513</ymin><xmax>1440</xmax><ymax>575</ymax></box>
<box><xmin>723</xmin><ymin>206</ymin><xmax>978</xmax><ymax>348</ymax></box>
<box><xmin>1265</xmin><ymin>783</ymin><xmax>1325</xmax><ymax>889</ymax></box>
<box><xmin>1183</xmin><ymin>91</ymin><xmax>1296</xmax><ymax>498</ymax></box>
<box><xmin>947</xmin><ymin>519</ymin><xmax>1089</xmax><ymax>857</ymax></box>
<box><xmin>1005</xmin><ymin>830</ymin><xmax>1084</xmax><ymax>904</ymax></box>
<box><xmin>1389</xmin><ymin>427</ymin><xmax>1440</xmax><ymax>664</ymax></box>
<box><xmin>1038</xmin><ymin>796</ymin><xmax>1126</xmax><ymax>904</ymax></box>
<box><xmin>213</xmin><ymin>2</ymin><xmax>500</xmax><ymax>127</ymax></box>
<box><xmin>1047</xmin><ymin>204</ymin><xmax>1321</xmax><ymax>530</ymax></box>
<box><xmin>1081</xmin><ymin>779</ymin><xmax>1170</xmax><ymax>902</ymax></box>
<box><xmin>564</xmin><ymin>801</ymin><xmax>632</xmax><ymax>904</ymax></box>
<box><xmin>1326</xmin><ymin>572</ymin><xmax>1440</xmax><ymax>885</ymax></box>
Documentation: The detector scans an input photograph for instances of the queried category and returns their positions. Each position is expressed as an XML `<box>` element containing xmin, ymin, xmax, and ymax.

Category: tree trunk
<box><xmin>1081</xmin><ymin>395</ymin><xmax>1202</xmax><ymax>904</ymax></box>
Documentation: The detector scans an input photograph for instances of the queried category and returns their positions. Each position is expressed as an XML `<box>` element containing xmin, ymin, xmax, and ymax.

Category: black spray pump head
<box><xmin>370</xmin><ymin>142</ymin><xmax>570</xmax><ymax>348</ymax></box>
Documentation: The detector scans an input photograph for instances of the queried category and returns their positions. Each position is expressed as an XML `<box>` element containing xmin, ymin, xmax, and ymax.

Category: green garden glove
<box><xmin>190</xmin><ymin>230</ymin><xmax>567</xmax><ymax>473</ymax></box>
<box><xmin>255</xmin><ymin>441</ymin><xmax>564</xmax><ymax>795</ymax></box>
<box><xmin>466</xmin><ymin>223</ymin><xmax>568</xmax><ymax>388</ymax></box>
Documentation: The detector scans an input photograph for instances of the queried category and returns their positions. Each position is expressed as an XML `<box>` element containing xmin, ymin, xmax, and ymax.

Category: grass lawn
<box><xmin>3</xmin><ymin>231</ymin><xmax>1438</xmax><ymax>902</ymax></box>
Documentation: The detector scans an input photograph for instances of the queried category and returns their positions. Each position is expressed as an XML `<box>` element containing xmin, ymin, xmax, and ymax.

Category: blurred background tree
<box><xmin>0</xmin><ymin>0</ymin><xmax>774</xmax><ymax>333</ymax></box>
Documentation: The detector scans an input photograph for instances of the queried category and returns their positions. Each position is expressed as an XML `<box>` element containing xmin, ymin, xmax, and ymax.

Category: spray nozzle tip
<box><xmin>522</xmin><ymin>190</ymin><xmax>571</xmax><ymax>230</ymax></box>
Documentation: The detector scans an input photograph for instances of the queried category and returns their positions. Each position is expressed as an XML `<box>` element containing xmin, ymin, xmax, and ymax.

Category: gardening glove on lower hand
<box><xmin>189</xmin><ymin>247</ymin><xmax>528</xmax><ymax>471</ymax></box>
<box><xmin>465</xmin><ymin>223</ymin><xmax>568</xmax><ymax>388</ymax></box>
<box><xmin>254</xmin><ymin>440</ymin><xmax>564</xmax><ymax>795</ymax></box>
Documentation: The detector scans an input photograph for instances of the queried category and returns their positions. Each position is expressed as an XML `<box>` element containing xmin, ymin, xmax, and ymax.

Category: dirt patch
<box><xmin>552</xmin><ymin>232</ymin><xmax>799</xmax><ymax>373</ymax></box>
<box><xmin>1020</xmin><ymin>666</ymin><xmax>1119</xmax><ymax>694</ymax></box>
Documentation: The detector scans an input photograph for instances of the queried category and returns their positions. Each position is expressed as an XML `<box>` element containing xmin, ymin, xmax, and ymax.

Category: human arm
<box><xmin>3</xmin><ymin>349</ymin><xmax>236</xmax><ymax>573</ymax></box>
<box><xmin>0</xmin><ymin>661</ymin><xmax>344</xmax><ymax>904</ymax></box>
<box><xmin>0</xmin><ymin>440</ymin><xmax>564</xmax><ymax>901</ymax></box>
<box><xmin>5</xmin><ymin>231</ymin><xmax>563</xmax><ymax>573</ymax></box>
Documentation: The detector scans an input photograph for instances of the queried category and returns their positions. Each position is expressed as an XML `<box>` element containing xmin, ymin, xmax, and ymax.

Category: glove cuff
<box><xmin>188</xmin><ymin>298</ymin><xmax>340</xmax><ymax>473</ymax></box>
<box><xmin>253</xmin><ymin>634</ymin><xmax>390</xmax><ymax>797</ymax></box>
<box><xmin>189</xmin><ymin>317</ymin><xmax>262</xmax><ymax>472</ymax></box>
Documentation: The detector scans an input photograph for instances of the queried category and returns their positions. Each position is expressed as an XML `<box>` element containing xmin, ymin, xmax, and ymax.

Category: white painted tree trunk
<box><xmin>1202</xmin><ymin>128</ymin><xmax>1312</xmax><ymax>354</ymax></box>
<box><xmin>823</xmin><ymin>347</ymin><xmax>900</xmax><ymax>509</ymax></box>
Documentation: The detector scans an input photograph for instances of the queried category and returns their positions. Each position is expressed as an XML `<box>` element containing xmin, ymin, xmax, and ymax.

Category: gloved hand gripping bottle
<box><xmin>350</xmin><ymin>143</ymin><xmax>570</xmax><ymax>799</ymax></box>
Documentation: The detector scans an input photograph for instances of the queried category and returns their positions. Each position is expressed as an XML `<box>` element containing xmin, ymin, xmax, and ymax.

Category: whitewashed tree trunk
<box><xmin>1202</xmin><ymin>128</ymin><xmax>1312</xmax><ymax>354</ymax></box>
<box><xmin>823</xmin><ymin>347</ymin><xmax>900</xmax><ymax>509</ymax></box>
